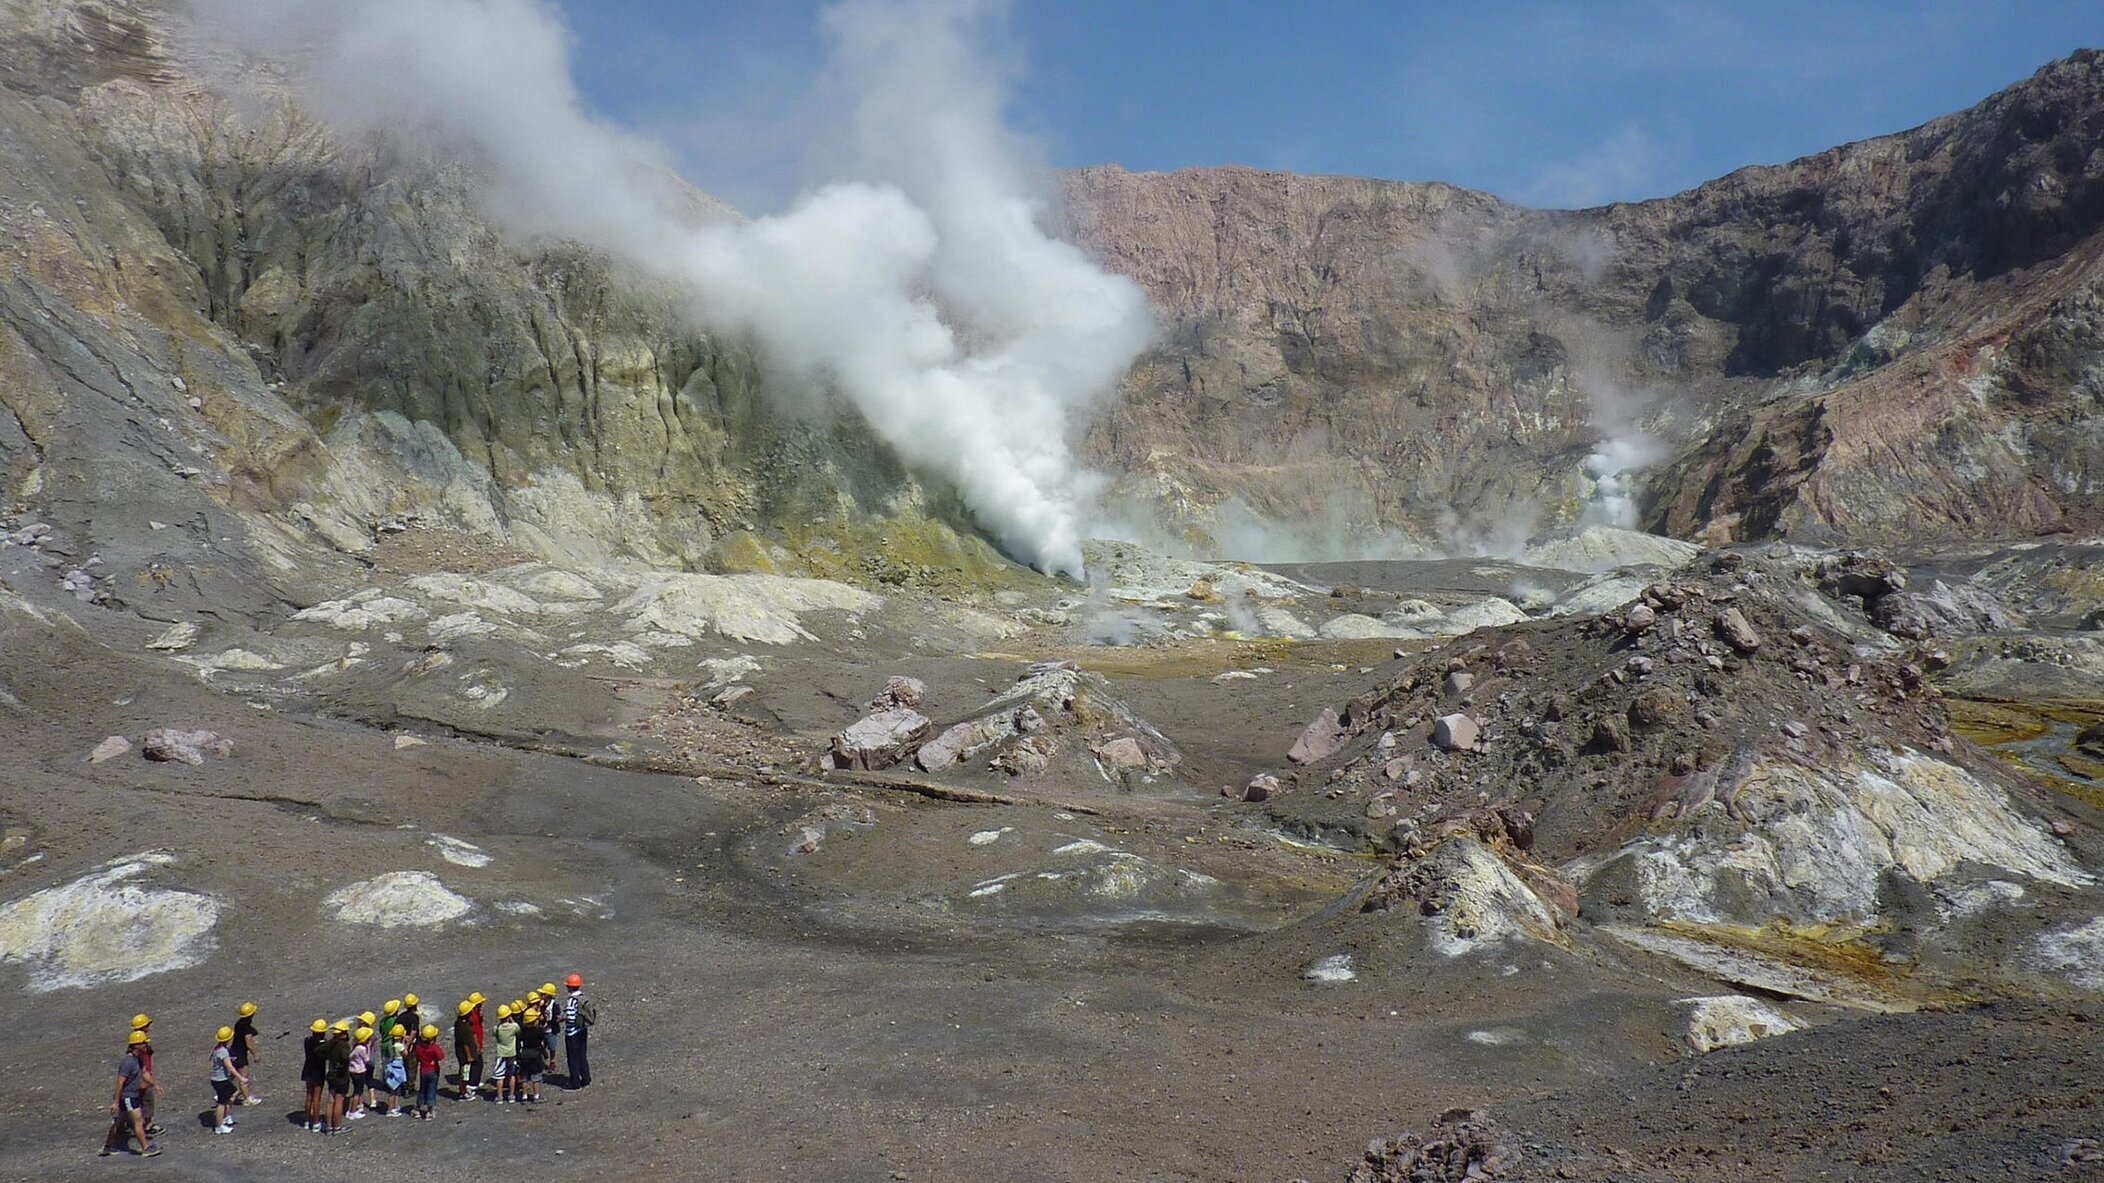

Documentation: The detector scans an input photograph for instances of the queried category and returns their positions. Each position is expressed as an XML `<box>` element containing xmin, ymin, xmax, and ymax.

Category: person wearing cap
<box><xmin>516</xmin><ymin>1008</ymin><xmax>546</xmax><ymax>1104</ymax></box>
<box><xmin>300</xmin><ymin>1018</ymin><xmax>328</xmax><ymax>1131</ymax></box>
<box><xmin>491</xmin><ymin>1003</ymin><xmax>519</xmax><ymax>1103</ymax></box>
<box><xmin>411</xmin><ymin>1024</ymin><xmax>446</xmax><ymax>1118</ymax></box>
<box><xmin>324</xmin><ymin>1021</ymin><xmax>354</xmax><ymax>1133</ymax></box>
<box><xmin>230</xmin><ymin>1002</ymin><xmax>261</xmax><ymax>1106</ymax></box>
<box><xmin>209</xmin><ymin>1026</ymin><xmax>248</xmax><ymax>1134</ymax></box>
<box><xmin>347</xmin><ymin>1023</ymin><xmax>373</xmax><ymax>1120</ymax></box>
<box><xmin>100</xmin><ymin>1029</ymin><xmax>158</xmax><ymax>1157</ymax></box>
<box><xmin>561</xmin><ymin>973</ymin><xmax>596</xmax><ymax>1089</ymax></box>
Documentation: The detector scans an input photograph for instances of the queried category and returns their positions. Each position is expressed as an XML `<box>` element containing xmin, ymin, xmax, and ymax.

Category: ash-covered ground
<box><xmin>3</xmin><ymin>522</ymin><xmax>2102</xmax><ymax>1182</ymax></box>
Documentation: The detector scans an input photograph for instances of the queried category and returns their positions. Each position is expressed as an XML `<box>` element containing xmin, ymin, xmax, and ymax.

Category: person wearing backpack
<box><xmin>560</xmin><ymin>973</ymin><xmax>597</xmax><ymax>1089</ymax></box>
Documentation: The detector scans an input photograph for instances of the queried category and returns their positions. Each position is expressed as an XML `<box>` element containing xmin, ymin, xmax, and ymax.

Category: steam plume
<box><xmin>193</xmin><ymin>0</ymin><xmax>1151</xmax><ymax>577</ymax></box>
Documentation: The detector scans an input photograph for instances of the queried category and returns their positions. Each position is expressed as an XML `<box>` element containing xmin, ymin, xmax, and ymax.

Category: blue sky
<box><xmin>557</xmin><ymin>0</ymin><xmax>2101</xmax><ymax>212</ymax></box>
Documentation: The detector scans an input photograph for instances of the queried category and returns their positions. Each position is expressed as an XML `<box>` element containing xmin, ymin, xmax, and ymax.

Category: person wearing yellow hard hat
<box><xmin>348</xmin><ymin>1023</ymin><xmax>375</xmax><ymax>1121</ymax></box>
<box><xmin>515</xmin><ymin>1006</ymin><xmax>547</xmax><ymax>1104</ymax></box>
<box><xmin>560</xmin><ymin>972</ymin><xmax>596</xmax><ymax>1089</ymax></box>
<box><xmin>210</xmin><ymin>1025</ymin><xmax>248</xmax><ymax>1135</ymax></box>
<box><xmin>452</xmin><ymin>1000</ymin><xmax>479</xmax><ymax>1101</ymax></box>
<box><xmin>375</xmin><ymin>1000</ymin><xmax>405</xmax><ymax>1117</ymax></box>
<box><xmin>539</xmin><ymin>983</ymin><xmax>563</xmax><ymax>1073</ymax></box>
<box><xmin>301</xmin><ymin>1019</ymin><xmax>329</xmax><ymax>1132</ymax></box>
<box><xmin>230</xmin><ymin>1001</ymin><xmax>261</xmax><ymax>1107</ymax></box>
<box><xmin>410</xmin><ymin>1023</ymin><xmax>446</xmax><ymax>1118</ymax></box>
<box><xmin>463</xmin><ymin>992</ymin><xmax>488</xmax><ymax>1098</ymax></box>
<box><xmin>121</xmin><ymin>1013</ymin><xmax>165</xmax><ymax>1141</ymax></box>
<box><xmin>99</xmin><ymin>1028</ymin><xmax>159</xmax><ymax>1157</ymax></box>
<box><xmin>491</xmin><ymin>1003</ymin><xmax>519</xmax><ymax>1103</ymax></box>
<box><xmin>320</xmin><ymin>1021</ymin><xmax>354</xmax><ymax>1134</ymax></box>
<box><xmin>398</xmin><ymin>995</ymin><xmax>426</xmax><ymax>1114</ymax></box>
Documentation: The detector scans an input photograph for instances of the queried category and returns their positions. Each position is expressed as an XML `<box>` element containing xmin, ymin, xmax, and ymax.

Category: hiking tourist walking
<box><xmin>100</xmin><ymin>1029</ymin><xmax>158</xmax><ymax>1157</ymax></box>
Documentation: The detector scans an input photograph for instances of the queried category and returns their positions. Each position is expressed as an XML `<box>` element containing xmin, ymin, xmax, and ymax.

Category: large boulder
<box><xmin>141</xmin><ymin>728</ymin><xmax>232</xmax><ymax>765</ymax></box>
<box><xmin>830</xmin><ymin>709</ymin><xmax>934</xmax><ymax>771</ymax></box>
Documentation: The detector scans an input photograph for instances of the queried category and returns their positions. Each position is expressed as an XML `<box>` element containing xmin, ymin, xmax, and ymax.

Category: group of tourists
<box><xmin>100</xmin><ymin>973</ymin><xmax>599</xmax><ymax>1157</ymax></box>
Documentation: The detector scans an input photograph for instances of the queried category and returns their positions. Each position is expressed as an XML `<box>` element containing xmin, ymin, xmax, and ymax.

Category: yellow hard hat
<box><xmin>541</xmin><ymin>982</ymin><xmax>557</xmax><ymax>996</ymax></box>
<box><xmin>359</xmin><ymin>1011</ymin><xmax>376</xmax><ymax>1025</ymax></box>
<box><xmin>510</xmin><ymin>998</ymin><xmax>524</xmax><ymax>1014</ymax></box>
<box><xmin>356</xmin><ymin>1026</ymin><xmax>373</xmax><ymax>1042</ymax></box>
<box><xmin>215</xmin><ymin>1026</ymin><xmax>234</xmax><ymax>1042</ymax></box>
<box><xmin>403</xmin><ymin>993</ymin><xmax>419</xmax><ymax>1008</ymax></box>
<box><xmin>421</xmin><ymin>1024</ymin><xmax>439</xmax><ymax>1040</ymax></box>
<box><xmin>383</xmin><ymin>999</ymin><xmax>400</xmax><ymax>1015</ymax></box>
<box><xmin>311</xmin><ymin>1019</ymin><xmax>328</xmax><ymax>1034</ymax></box>
<box><xmin>130</xmin><ymin>1013</ymin><xmax>152</xmax><ymax>1030</ymax></box>
<box><xmin>526</xmin><ymin>990</ymin><xmax>541</xmax><ymax>1003</ymax></box>
<box><xmin>238</xmin><ymin>1002</ymin><xmax>257</xmax><ymax>1018</ymax></box>
<box><xmin>128</xmin><ymin>1030</ymin><xmax>149</xmax><ymax>1046</ymax></box>
<box><xmin>496</xmin><ymin>1004</ymin><xmax>511</xmax><ymax>1019</ymax></box>
<box><xmin>524</xmin><ymin>1009</ymin><xmax>540</xmax><ymax>1023</ymax></box>
<box><xmin>468</xmin><ymin>991</ymin><xmax>485</xmax><ymax>1006</ymax></box>
<box><xmin>332</xmin><ymin>1020</ymin><xmax>351</xmax><ymax>1033</ymax></box>
<box><xmin>458</xmin><ymin>1000</ymin><xmax>474</xmax><ymax>1016</ymax></box>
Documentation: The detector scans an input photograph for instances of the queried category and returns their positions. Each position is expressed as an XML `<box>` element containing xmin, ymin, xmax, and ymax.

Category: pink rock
<box><xmin>870</xmin><ymin>675</ymin><xmax>926</xmax><ymax>710</ymax></box>
<box><xmin>87</xmin><ymin>735</ymin><xmax>130</xmax><ymax>764</ymax></box>
<box><xmin>1096</xmin><ymin>736</ymin><xmax>1149</xmax><ymax>771</ymax></box>
<box><xmin>141</xmin><ymin>727</ymin><xmax>232</xmax><ymax>765</ymax></box>
<box><xmin>1287</xmin><ymin>707</ymin><xmax>1348</xmax><ymax>765</ymax></box>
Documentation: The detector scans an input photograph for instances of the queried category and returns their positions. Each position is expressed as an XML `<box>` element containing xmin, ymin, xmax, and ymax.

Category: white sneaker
<box><xmin>214</xmin><ymin>1123</ymin><xmax>234</xmax><ymax>1135</ymax></box>
<box><xmin>243</xmin><ymin>1096</ymin><xmax>263</xmax><ymax>1106</ymax></box>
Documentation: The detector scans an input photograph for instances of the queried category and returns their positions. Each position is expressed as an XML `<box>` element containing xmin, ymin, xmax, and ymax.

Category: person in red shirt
<box><xmin>411</xmin><ymin>1026</ymin><xmax>446</xmax><ymax>1119</ymax></box>
<box><xmin>466</xmin><ymin>993</ymin><xmax>487</xmax><ymax>1098</ymax></box>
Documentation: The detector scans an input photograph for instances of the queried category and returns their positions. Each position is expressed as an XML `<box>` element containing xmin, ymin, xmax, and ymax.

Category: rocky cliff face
<box><xmin>2</xmin><ymin>1</ymin><xmax>2099</xmax><ymax>590</ymax></box>
<box><xmin>1063</xmin><ymin>49</ymin><xmax>2104</xmax><ymax>553</ymax></box>
<box><xmin>0</xmin><ymin>0</ymin><xmax>1012</xmax><ymax>621</ymax></box>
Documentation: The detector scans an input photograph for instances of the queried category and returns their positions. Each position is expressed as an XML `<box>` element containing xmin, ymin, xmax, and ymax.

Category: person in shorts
<box><xmin>209</xmin><ymin>1026</ymin><xmax>247</xmax><ymax>1134</ymax></box>
<box><xmin>324</xmin><ymin>1021</ymin><xmax>353</xmax><ymax>1134</ymax></box>
<box><xmin>412</xmin><ymin>1025</ymin><xmax>445</xmax><ymax>1118</ymax></box>
<box><xmin>230</xmin><ymin>1003</ymin><xmax>261</xmax><ymax>1106</ymax></box>
<box><xmin>347</xmin><ymin>1025</ymin><xmax>373</xmax><ymax>1120</ymax></box>
<box><xmin>100</xmin><ymin>1029</ymin><xmax>158</xmax><ymax>1157</ymax></box>
<box><xmin>300</xmin><ymin>1018</ymin><xmax>328</xmax><ymax>1132</ymax></box>
<box><xmin>516</xmin><ymin>1009</ymin><xmax>546</xmax><ymax>1103</ymax></box>
<box><xmin>490</xmin><ymin>1003</ymin><xmax>518</xmax><ymax>1103</ymax></box>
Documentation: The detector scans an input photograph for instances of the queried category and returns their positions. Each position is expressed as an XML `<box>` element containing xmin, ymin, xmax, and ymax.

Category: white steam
<box><xmin>192</xmin><ymin>0</ymin><xmax>1151</xmax><ymax>577</ymax></box>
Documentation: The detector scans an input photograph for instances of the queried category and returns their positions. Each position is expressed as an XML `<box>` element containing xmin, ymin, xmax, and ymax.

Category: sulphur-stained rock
<box><xmin>141</xmin><ymin>728</ymin><xmax>232</xmax><ymax>765</ymax></box>
<box><xmin>1287</xmin><ymin>707</ymin><xmax>1348</xmax><ymax>765</ymax></box>
<box><xmin>829</xmin><ymin>709</ymin><xmax>933</xmax><ymax>771</ymax></box>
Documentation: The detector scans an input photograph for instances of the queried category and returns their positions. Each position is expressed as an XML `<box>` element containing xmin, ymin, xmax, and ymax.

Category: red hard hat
<box><xmin>565</xmin><ymin>973</ymin><xmax>583</xmax><ymax>988</ymax></box>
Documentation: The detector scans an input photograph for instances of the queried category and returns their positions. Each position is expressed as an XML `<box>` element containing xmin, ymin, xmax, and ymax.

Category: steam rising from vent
<box><xmin>193</xmin><ymin>0</ymin><xmax>1152</xmax><ymax>577</ymax></box>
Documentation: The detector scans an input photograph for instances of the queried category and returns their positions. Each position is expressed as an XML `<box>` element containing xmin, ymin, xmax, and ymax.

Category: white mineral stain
<box><xmin>324</xmin><ymin>871</ymin><xmax>472</xmax><ymax>927</ymax></box>
<box><xmin>0</xmin><ymin>853</ymin><xmax>219</xmax><ymax>991</ymax></box>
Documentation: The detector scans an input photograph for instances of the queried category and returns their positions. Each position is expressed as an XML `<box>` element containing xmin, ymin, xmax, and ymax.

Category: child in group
<box><xmin>412</xmin><ymin>1025</ymin><xmax>446</xmax><ymax>1119</ymax></box>
<box><xmin>324</xmin><ymin>1021</ymin><xmax>353</xmax><ymax>1134</ymax></box>
<box><xmin>467</xmin><ymin>993</ymin><xmax>488</xmax><ymax>1095</ymax></box>
<box><xmin>516</xmin><ymin>1009</ymin><xmax>546</xmax><ymax>1104</ymax></box>
<box><xmin>347</xmin><ymin>1025</ymin><xmax>372</xmax><ymax>1120</ymax></box>
<box><xmin>399</xmin><ymin>994</ymin><xmax>424</xmax><ymax>1112</ymax></box>
<box><xmin>100</xmin><ymin>1029</ymin><xmax>158</xmax><ymax>1157</ymax></box>
<box><xmin>209</xmin><ymin>1026</ymin><xmax>248</xmax><ymax>1134</ymax></box>
<box><xmin>540</xmin><ymin>983</ymin><xmax>562</xmax><ymax>1074</ymax></box>
<box><xmin>300</xmin><ymin>1018</ymin><xmax>328</xmax><ymax>1132</ymax></box>
<box><xmin>490</xmin><ymin>1004</ymin><xmax>519</xmax><ymax>1103</ymax></box>
<box><xmin>377</xmin><ymin>1000</ymin><xmax>406</xmax><ymax>1117</ymax></box>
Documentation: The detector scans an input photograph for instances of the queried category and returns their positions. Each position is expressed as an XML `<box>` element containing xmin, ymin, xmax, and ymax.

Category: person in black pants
<box><xmin>559</xmin><ymin>973</ymin><xmax>596</xmax><ymax>1088</ymax></box>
